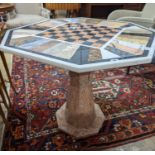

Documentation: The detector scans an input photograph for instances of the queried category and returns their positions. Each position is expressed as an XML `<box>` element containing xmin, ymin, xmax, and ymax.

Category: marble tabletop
<box><xmin>0</xmin><ymin>17</ymin><xmax>155</xmax><ymax>73</ymax></box>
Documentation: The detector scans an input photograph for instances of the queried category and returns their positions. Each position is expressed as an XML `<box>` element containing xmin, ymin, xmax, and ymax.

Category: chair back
<box><xmin>15</xmin><ymin>3</ymin><xmax>42</xmax><ymax>15</ymax></box>
<box><xmin>142</xmin><ymin>3</ymin><xmax>155</xmax><ymax>18</ymax></box>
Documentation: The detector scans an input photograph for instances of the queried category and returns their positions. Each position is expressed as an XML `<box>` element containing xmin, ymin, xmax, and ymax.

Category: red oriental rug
<box><xmin>2</xmin><ymin>56</ymin><xmax>155</xmax><ymax>150</ymax></box>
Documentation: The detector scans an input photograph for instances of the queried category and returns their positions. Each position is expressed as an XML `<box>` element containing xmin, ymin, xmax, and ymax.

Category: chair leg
<box><xmin>126</xmin><ymin>66</ymin><xmax>131</xmax><ymax>75</ymax></box>
<box><xmin>66</xmin><ymin>10</ymin><xmax>70</xmax><ymax>18</ymax></box>
<box><xmin>0</xmin><ymin>87</ymin><xmax>9</xmax><ymax>110</ymax></box>
<box><xmin>0</xmin><ymin>70</ymin><xmax>12</xmax><ymax>107</ymax></box>
<box><xmin>67</xmin><ymin>10</ymin><xmax>73</xmax><ymax>18</ymax></box>
<box><xmin>69</xmin><ymin>10</ymin><xmax>74</xmax><ymax>18</ymax></box>
<box><xmin>0</xmin><ymin>103</ymin><xmax>9</xmax><ymax>127</ymax></box>
<box><xmin>51</xmin><ymin>10</ymin><xmax>56</xmax><ymax>18</ymax></box>
<box><xmin>0</xmin><ymin>52</ymin><xmax>17</xmax><ymax>94</ymax></box>
<box><xmin>73</xmin><ymin>9</ymin><xmax>78</xmax><ymax>17</ymax></box>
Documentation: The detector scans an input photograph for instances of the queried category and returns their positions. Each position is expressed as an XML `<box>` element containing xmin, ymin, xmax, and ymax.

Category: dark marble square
<box><xmin>83</xmin><ymin>41</ymin><xmax>93</xmax><ymax>45</ymax></box>
<box><xmin>65</xmin><ymin>38</ymin><xmax>75</xmax><ymax>42</ymax></box>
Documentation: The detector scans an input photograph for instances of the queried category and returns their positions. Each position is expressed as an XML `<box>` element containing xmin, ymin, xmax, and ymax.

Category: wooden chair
<box><xmin>0</xmin><ymin>22</ymin><xmax>16</xmax><ymax>127</ymax></box>
<box><xmin>0</xmin><ymin>52</ymin><xmax>17</xmax><ymax>94</ymax></box>
<box><xmin>0</xmin><ymin>22</ymin><xmax>17</xmax><ymax>94</ymax></box>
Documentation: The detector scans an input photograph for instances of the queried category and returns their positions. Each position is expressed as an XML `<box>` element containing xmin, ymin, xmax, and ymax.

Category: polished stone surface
<box><xmin>1</xmin><ymin>18</ymin><xmax>155</xmax><ymax>73</ymax></box>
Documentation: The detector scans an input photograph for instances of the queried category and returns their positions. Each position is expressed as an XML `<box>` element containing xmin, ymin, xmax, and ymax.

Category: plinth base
<box><xmin>56</xmin><ymin>103</ymin><xmax>105</xmax><ymax>139</ymax></box>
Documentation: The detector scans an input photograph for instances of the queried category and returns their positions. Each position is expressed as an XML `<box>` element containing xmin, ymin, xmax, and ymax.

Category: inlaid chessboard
<box><xmin>37</xmin><ymin>23</ymin><xmax>120</xmax><ymax>48</ymax></box>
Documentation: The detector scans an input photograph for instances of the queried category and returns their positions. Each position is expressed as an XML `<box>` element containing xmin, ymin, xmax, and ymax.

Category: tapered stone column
<box><xmin>56</xmin><ymin>71</ymin><xmax>105</xmax><ymax>138</ymax></box>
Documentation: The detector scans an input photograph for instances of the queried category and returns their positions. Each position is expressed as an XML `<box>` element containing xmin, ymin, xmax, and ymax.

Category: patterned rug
<box><xmin>2</xmin><ymin>56</ymin><xmax>155</xmax><ymax>150</ymax></box>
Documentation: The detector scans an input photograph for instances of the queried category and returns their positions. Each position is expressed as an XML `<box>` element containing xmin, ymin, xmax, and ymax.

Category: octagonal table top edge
<box><xmin>0</xmin><ymin>17</ymin><xmax>155</xmax><ymax>73</ymax></box>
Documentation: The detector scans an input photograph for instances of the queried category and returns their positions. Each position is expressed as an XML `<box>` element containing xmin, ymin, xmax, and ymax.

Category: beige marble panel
<box><xmin>47</xmin><ymin>43</ymin><xmax>80</xmax><ymax>59</ymax></box>
<box><xmin>117</xmin><ymin>35</ymin><xmax>150</xmax><ymax>46</ymax></box>
<box><xmin>98</xmin><ymin>21</ymin><xmax>129</xmax><ymax>28</ymax></box>
<box><xmin>88</xmin><ymin>48</ymin><xmax>102</xmax><ymax>62</ymax></box>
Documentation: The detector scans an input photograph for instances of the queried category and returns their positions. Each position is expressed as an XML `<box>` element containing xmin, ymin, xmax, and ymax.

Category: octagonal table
<box><xmin>1</xmin><ymin>17</ymin><xmax>155</xmax><ymax>138</ymax></box>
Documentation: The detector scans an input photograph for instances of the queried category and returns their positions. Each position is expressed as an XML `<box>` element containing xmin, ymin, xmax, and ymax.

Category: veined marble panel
<box><xmin>98</xmin><ymin>20</ymin><xmax>130</xmax><ymax>28</ymax></box>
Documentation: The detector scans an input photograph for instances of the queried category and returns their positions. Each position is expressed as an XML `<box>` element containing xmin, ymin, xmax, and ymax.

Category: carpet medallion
<box><xmin>2</xmin><ymin>56</ymin><xmax>155</xmax><ymax>150</ymax></box>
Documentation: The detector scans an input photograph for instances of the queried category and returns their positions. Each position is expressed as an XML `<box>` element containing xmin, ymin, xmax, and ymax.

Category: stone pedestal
<box><xmin>56</xmin><ymin>71</ymin><xmax>105</xmax><ymax>139</ymax></box>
